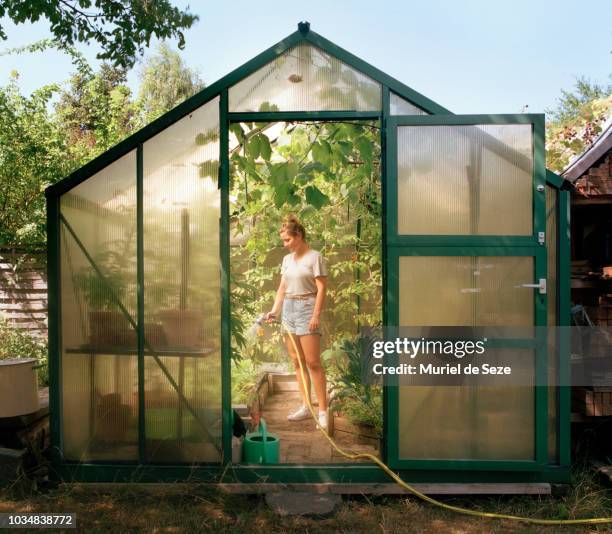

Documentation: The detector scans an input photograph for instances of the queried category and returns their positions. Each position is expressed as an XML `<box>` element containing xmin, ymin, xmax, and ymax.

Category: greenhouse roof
<box><xmin>46</xmin><ymin>22</ymin><xmax>452</xmax><ymax>198</ymax></box>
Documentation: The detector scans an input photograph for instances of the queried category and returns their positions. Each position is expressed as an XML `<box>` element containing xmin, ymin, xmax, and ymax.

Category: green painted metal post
<box><xmin>381</xmin><ymin>85</ymin><xmax>390</xmax><ymax>463</ymax></box>
<box><xmin>558</xmin><ymin>189</ymin><xmax>571</xmax><ymax>467</ymax></box>
<box><xmin>46</xmin><ymin>191</ymin><xmax>63</xmax><ymax>467</ymax></box>
<box><xmin>220</xmin><ymin>90</ymin><xmax>232</xmax><ymax>464</ymax></box>
<box><xmin>137</xmin><ymin>144</ymin><xmax>145</xmax><ymax>463</ymax></box>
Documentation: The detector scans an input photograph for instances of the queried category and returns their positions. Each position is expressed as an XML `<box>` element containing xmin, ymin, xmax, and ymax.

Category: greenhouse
<box><xmin>45</xmin><ymin>22</ymin><xmax>571</xmax><ymax>487</ymax></box>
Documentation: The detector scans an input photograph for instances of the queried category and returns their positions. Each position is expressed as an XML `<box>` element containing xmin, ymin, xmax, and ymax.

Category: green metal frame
<box><xmin>546</xmin><ymin>170</ymin><xmax>572</xmax><ymax>467</ymax></box>
<box><xmin>384</xmin><ymin>114</ymin><xmax>551</xmax><ymax>471</ymax></box>
<box><xmin>137</xmin><ymin>144</ymin><xmax>145</xmax><ymax>463</ymax></box>
<box><xmin>385</xmin><ymin>247</ymin><xmax>548</xmax><ymax>471</ymax></box>
<box><xmin>385</xmin><ymin>114</ymin><xmax>546</xmax><ymax>248</ymax></box>
<box><xmin>220</xmin><ymin>91</ymin><xmax>232</xmax><ymax>463</ymax></box>
<box><xmin>46</xmin><ymin>193</ymin><xmax>62</xmax><ymax>465</ymax></box>
<box><xmin>382</xmin><ymin>117</ymin><xmax>570</xmax><ymax>474</ymax></box>
<box><xmin>45</xmin><ymin>24</ymin><xmax>571</xmax><ymax>484</ymax></box>
<box><xmin>52</xmin><ymin>463</ymin><xmax>569</xmax><ymax>484</ymax></box>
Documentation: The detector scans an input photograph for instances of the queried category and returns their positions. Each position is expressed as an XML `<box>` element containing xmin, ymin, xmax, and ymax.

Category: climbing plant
<box><xmin>228</xmin><ymin>120</ymin><xmax>382</xmax><ymax>365</ymax></box>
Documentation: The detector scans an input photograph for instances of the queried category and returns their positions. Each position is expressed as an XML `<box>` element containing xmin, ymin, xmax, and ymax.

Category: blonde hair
<box><xmin>280</xmin><ymin>215</ymin><xmax>306</xmax><ymax>241</ymax></box>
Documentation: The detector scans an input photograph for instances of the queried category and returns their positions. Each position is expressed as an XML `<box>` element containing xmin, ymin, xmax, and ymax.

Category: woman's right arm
<box><xmin>268</xmin><ymin>276</ymin><xmax>286</xmax><ymax>319</ymax></box>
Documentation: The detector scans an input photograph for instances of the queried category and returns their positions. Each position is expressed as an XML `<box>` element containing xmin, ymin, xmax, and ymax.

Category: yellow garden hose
<box><xmin>283</xmin><ymin>325</ymin><xmax>612</xmax><ymax>526</ymax></box>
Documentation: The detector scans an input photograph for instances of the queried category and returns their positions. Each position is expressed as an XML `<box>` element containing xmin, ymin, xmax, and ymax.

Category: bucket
<box><xmin>0</xmin><ymin>358</ymin><xmax>40</xmax><ymax>418</ymax></box>
<box><xmin>242</xmin><ymin>418</ymin><xmax>280</xmax><ymax>464</ymax></box>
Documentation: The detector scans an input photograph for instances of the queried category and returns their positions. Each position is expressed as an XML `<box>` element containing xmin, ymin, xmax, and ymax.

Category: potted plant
<box><xmin>76</xmin><ymin>253</ymin><xmax>134</xmax><ymax>348</ymax></box>
<box><xmin>324</xmin><ymin>337</ymin><xmax>383</xmax><ymax>444</ymax></box>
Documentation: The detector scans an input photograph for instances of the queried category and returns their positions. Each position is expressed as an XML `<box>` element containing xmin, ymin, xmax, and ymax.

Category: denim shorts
<box><xmin>281</xmin><ymin>296</ymin><xmax>320</xmax><ymax>336</ymax></box>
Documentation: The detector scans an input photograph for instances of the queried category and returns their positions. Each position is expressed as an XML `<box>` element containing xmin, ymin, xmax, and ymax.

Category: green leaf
<box><xmin>305</xmin><ymin>185</ymin><xmax>330</xmax><ymax>209</ymax></box>
<box><xmin>356</xmin><ymin>136</ymin><xmax>373</xmax><ymax>162</ymax></box>
<box><xmin>337</xmin><ymin>140</ymin><xmax>353</xmax><ymax>156</ymax></box>
<box><xmin>285</xmin><ymin>161</ymin><xmax>298</xmax><ymax>180</ymax></box>
<box><xmin>287</xmin><ymin>190</ymin><xmax>301</xmax><ymax>206</ymax></box>
<box><xmin>198</xmin><ymin>160</ymin><xmax>218</xmax><ymax>178</ymax></box>
<box><xmin>258</xmin><ymin>134</ymin><xmax>272</xmax><ymax>160</ymax></box>
<box><xmin>301</xmin><ymin>161</ymin><xmax>327</xmax><ymax>174</ymax></box>
<box><xmin>247</xmin><ymin>135</ymin><xmax>261</xmax><ymax>159</ymax></box>
<box><xmin>311</xmin><ymin>141</ymin><xmax>331</xmax><ymax>166</ymax></box>
<box><xmin>268</xmin><ymin>164</ymin><xmax>284</xmax><ymax>188</ymax></box>
<box><xmin>229</xmin><ymin>123</ymin><xmax>244</xmax><ymax>143</ymax></box>
<box><xmin>274</xmin><ymin>180</ymin><xmax>290</xmax><ymax>208</ymax></box>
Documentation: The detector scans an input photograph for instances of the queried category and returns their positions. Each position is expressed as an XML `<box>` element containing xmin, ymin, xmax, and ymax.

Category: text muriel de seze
<box><xmin>369</xmin><ymin>337</ymin><xmax>512</xmax><ymax>376</ymax></box>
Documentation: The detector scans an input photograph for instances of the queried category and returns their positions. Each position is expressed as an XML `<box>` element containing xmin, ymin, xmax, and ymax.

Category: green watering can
<box><xmin>242</xmin><ymin>418</ymin><xmax>280</xmax><ymax>464</ymax></box>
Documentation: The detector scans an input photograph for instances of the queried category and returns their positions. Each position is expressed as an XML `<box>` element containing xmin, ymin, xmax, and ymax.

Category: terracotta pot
<box><xmin>158</xmin><ymin>309</ymin><xmax>204</xmax><ymax>349</ymax></box>
<box><xmin>88</xmin><ymin>310</ymin><xmax>133</xmax><ymax>347</ymax></box>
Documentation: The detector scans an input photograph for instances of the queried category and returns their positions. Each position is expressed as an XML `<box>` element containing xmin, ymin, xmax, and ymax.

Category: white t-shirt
<box><xmin>281</xmin><ymin>249</ymin><xmax>328</xmax><ymax>296</ymax></box>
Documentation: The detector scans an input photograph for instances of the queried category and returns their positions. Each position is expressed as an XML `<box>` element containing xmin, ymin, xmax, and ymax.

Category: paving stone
<box><xmin>260</xmin><ymin>382</ymin><xmax>379</xmax><ymax>464</ymax></box>
<box><xmin>265</xmin><ymin>491</ymin><xmax>341</xmax><ymax>517</ymax></box>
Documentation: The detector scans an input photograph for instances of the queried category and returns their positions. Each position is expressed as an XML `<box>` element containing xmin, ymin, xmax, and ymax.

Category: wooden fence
<box><xmin>0</xmin><ymin>247</ymin><xmax>48</xmax><ymax>338</ymax></box>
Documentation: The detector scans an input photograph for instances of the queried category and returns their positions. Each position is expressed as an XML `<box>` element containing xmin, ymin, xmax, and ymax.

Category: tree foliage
<box><xmin>56</xmin><ymin>63</ymin><xmax>139</xmax><ymax>162</ymax></box>
<box><xmin>0</xmin><ymin>41</ymin><xmax>204</xmax><ymax>246</ymax></box>
<box><xmin>546</xmin><ymin>78</ymin><xmax>612</xmax><ymax>172</ymax></box>
<box><xmin>0</xmin><ymin>73</ymin><xmax>72</xmax><ymax>244</ymax></box>
<box><xmin>137</xmin><ymin>42</ymin><xmax>204</xmax><ymax>123</ymax></box>
<box><xmin>0</xmin><ymin>0</ymin><xmax>198</xmax><ymax>68</ymax></box>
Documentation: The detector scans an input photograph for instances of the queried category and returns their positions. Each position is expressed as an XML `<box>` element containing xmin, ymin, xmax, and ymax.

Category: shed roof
<box><xmin>562</xmin><ymin>116</ymin><xmax>612</xmax><ymax>183</ymax></box>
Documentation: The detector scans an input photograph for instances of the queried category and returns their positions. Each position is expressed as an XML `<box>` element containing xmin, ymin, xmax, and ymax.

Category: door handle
<box><xmin>518</xmin><ymin>278</ymin><xmax>546</xmax><ymax>294</ymax></box>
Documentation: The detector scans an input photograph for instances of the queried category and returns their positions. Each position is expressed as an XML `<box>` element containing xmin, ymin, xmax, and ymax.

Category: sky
<box><xmin>0</xmin><ymin>0</ymin><xmax>610</xmax><ymax>115</ymax></box>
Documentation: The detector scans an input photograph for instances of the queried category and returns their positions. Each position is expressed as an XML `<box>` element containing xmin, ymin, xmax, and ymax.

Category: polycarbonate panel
<box><xmin>59</xmin><ymin>151</ymin><xmax>138</xmax><ymax>461</ymax></box>
<box><xmin>398</xmin><ymin>382</ymin><xmax>535</xmax><ymax>460</ymax></box>
<box><xmin>229</xmin><ymin>43</ymin><xmax>381</xmax><ymax>112</ymax></box>
<box><xmin>546</xmin><ymin>185</ymin><xmax>558</xmax><ymax>463</ymax></box>
<box><xmin>390</xmin><ymin>92</ymin><xmax>427</xmax><ymax>115</ymax></box>
<box><xmin>398</xmin><ymin>256</ymin><xmax>534</xmax><ymax>326</ymax></box>
<box><xmin>397</xmin><ymin>124</ymin><xmax>533</xmax><ymax>235</ymax></box>
<box><xmin>143</xmin><ymin>97</ymin><xmax>222</xmax><ymax>462</ymax></box>
<box><xmin>397</xmin><ymin>256</ymin><xmax>535</xmax><ymax>460</ymax></box>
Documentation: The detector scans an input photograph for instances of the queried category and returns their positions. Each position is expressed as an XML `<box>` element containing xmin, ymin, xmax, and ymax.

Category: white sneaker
<box><xmin>318</xmin><ymin>411</ymin><xmax>328</xmax><ymax>431</ymax></box>
<box><xmin>287</xmin><ymin>404</ymin><xmax>311</xmax><ymax>421</ymax></box>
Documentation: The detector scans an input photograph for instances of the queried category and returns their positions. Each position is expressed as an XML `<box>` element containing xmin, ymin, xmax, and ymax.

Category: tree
<box><xmin>0</xmin><ymin>1</ymin><xmax>198</xmax><ymax>68</ymax></box>
<box><xmin>0</xmin><ymin>73</ymin><xmax>72</xmax><ymax>245</ymax></box>
<box><xmin>137</xmin><ymin>42</ymin><xmax>204</xmax><ymax>123</ymax></box>
<box><xmin>546</xmin><ymin>78</ymin><xmax>612</xmax><ymax>172</ymax></box>
<box><xmin>55</xmin><ymin>62</ymin><xmax>139</xmax><ymax>162</ymax></box>
<box><xmin>0</xmin><ymin>38</ymin><xmax>207</xmax><ymax>247</ymax></box>
<box><xmin>548</xmin><ymin>78</ymin><xmax>610</xmax><ymax>123</ymax></box>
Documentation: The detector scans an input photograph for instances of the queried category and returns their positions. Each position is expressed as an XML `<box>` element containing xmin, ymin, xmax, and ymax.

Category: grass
<box><xmin>1</xmin><ymin>461</ymin><xmax>612</xmax><ymax>533</ymax></box>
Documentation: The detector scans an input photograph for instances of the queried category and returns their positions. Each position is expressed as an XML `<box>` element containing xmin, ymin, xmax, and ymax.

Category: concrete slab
<box><xmin>265</xmin><ymin>491</ymin><xmax>341</xmax><ymax>517</ymax></box>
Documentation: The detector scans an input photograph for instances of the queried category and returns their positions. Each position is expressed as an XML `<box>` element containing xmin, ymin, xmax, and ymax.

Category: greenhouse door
<box><xmin>384</xmin><ymin>114</ymin><xmax>548</xmax><ymax>470</ymax></box>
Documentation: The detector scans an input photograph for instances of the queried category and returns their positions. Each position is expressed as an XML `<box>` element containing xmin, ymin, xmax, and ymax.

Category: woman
<box><xmin>266</xmin><ymin>215</ymin><xmax>329</xmax><ymax>430</ymax></box>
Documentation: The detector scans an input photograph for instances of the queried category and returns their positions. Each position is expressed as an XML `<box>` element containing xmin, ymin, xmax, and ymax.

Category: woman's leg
<box><xmin>299</xmin><ymin>334</ymin><xmax>327</xmax><ymax>411</ymax></box>
<box><xmin>285</xmin><ymin>334</ymin><xmax>311</xmax><ymax>405</ymax></box>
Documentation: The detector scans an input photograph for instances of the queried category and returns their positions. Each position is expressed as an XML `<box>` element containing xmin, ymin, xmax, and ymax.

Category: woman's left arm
<box><xmin>309</xmin><ymin>276</ymin><xmax>327</xmax><ymax>332</ymax></box>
